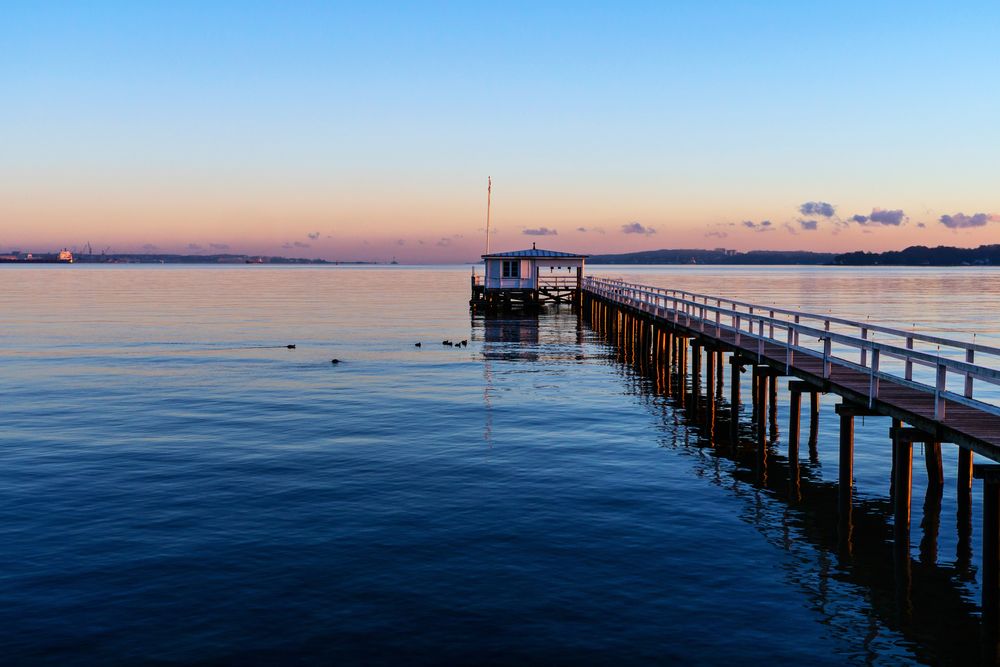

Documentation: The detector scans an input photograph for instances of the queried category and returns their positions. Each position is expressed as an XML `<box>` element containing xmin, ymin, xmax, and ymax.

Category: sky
<box><xmin>3</xmin><ymin>1</ymin><xmax>999</xmax><ymax>262</ymax></box>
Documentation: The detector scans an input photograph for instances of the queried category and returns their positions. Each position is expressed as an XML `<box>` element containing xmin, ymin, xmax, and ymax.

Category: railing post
<box><xmin>786</xmin><ymin>327</ymin><xmax>793</xmax><ymax>372</ymax></box>
<box><xmin>860</xmin><ymin>328</ymin><xmax>868</xmax><ymax>368</ymax></box>
<box><xmin>868</xmin><ymin>348</ymin><xmax>880</xmax><ymax>408</ymax></box>
<box><xmin>905</xmin><ymin>337</ymin><xmax>914</xmax><ymax>380</ymax></box>
<box><xmin>935</xmin><ymin>363</ymin><xmax>947</xmax><ymax>420</ymax></box>
<box><xmin>794</xmin><ymin>315</ymin><xmax>800</xmax><ymax>347</ymax></box>
<box><xmin>769</xmin><ymin>310</ymin><xmax>775</xmax><ymax>339</ymax></box>
<box><xmin>823</xmin><ymin>337</ymin><xmax>832</xmax><ymax>379</ymax></box>
<box><xmin>966</xmin><ymin>348</ymin><xmax>975</xmax><ymax>398</ymax></box>
<box><xmin>735</xmin><ymin>316</ymin><xmax>741</xmax><ymax>345</ymax></box>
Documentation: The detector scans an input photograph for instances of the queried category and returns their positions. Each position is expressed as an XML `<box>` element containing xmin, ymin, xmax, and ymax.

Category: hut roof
<box><xmin>482</xmin><ymin>247</ymin><xmax>588</xmax><ymax>259</ymax></box>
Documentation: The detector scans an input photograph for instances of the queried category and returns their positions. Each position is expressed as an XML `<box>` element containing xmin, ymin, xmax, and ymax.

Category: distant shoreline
<box><xmin>3</xmin><ymin>243</ymin><xmax>1000</xmax><ymax>267</ymax></box>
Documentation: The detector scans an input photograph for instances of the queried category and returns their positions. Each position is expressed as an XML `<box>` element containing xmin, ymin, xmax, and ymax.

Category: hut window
<box><xmin>501</xmin><ymin>260</ymin><xmax>520</xmax><ymax>278</ymax></box>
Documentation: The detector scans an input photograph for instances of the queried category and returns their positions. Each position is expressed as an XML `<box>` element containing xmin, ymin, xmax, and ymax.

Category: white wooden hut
<box><xmin>472</xmin><ymin>243</ymin><xmax>588</xmax><ymax>310</ymax></box>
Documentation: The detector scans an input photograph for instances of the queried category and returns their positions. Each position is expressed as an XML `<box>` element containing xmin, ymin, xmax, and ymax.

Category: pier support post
<box><xmin>716</xmin><ymin>350</ymin><xmax>724</xmax><ymax>398</ymax></box>
<box><xmin>691</xmin><ymin>341</ymin><xmax>702</xmax><ymax>408</ymax></box>
<box><xmin>729</xmin><ymin>356</ymin><xmax>742</xmax><ymax>442</ymax></box>
<box><xmin>836</xmin><ymin>405</ymin><xmax>856</xmax><ymax>548</ymax></box>
<box><xmin>788</xmin><ymin>383</ymin><xmax>803</xmax><ymax>501</ymax></box>
<box><xmin>768</xmin><ymin>371</ymin><xmax>779</xmax><ymax>441</ymax></box>
<box><xmin>975</xmin><ymin>465</ymin><xmax>1000</xmax><ymax>656</ymax></box>
<box><xmin>705</xmin><ymin>346</ymin><xmax>716</xmax><ymax>435</ymax></box>
<box><xmin>894</xmin><ymin>432</ymin><xmax>914</xmax><ymax>539</ymax></box>
<box><xmin>755</xmin><ymin>366</ymin><xmax>769</xmax><ymax>483</ymax></box>
<box><xmin>925</xmin><ymin>441</ymin><xmax>944</xmax><ymax>489</ymax></box>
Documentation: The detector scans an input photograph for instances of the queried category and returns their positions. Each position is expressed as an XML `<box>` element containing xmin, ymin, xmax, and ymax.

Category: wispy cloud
<box><xmin>576</xmin><ymin>226</ymin><xmax>606</xmax><ymax>234</ymax></box>
<box><xmin>705</xmin><ymin>230</ymin><xmax>728</xmax><ymax>239</ymax></box>
<box><xmin>799</xmin><ymin>201</ymin><xmax>836</xmax><ymax>217</ymax></box>
<box><xmin>523</xmin><ymin>227</ymin><xmax>558</xmax><ymax>236</ymax></box>
<box><xmin>939</xmin><ymin>212</ymin><xmax>999</xmax><ymax>229</ymax></box>
<box><xmin>798</xmin><ymin>219</ymin><xmax>818</xmax><ymax>231</ymax></box>
<box><xmin>209</xmin><ymin>242</ymin><xmax>229</xmax><ymax>250</ymax></box>
<box><xmin>307</xmin><ymin>231</ymin><xmax>320</xmax><ymax>240</ymax></box>
<box><xmin>742</xmin><ymin>220</ymin><xmax>773</xmax><ymax>232</ymax></box>
<box><xmin>187</xmin><ymin>243</ymin><xmax>202</xmax><ymax>251</ymax></box>
<box><xmin>142</xmin><ymin>243</ymin><xmax>159</xmax><ymax>252</ymax></box>
<box><xmin>622</xmin><ymin>221</ymin><xmax>656</xmax><ymax>235</ymax></box>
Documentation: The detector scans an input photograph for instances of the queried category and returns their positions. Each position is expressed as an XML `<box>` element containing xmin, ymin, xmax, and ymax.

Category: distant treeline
<box><xmin>588</xmin><ymin>249</ymin><xmax>836</xmax><ymax>265</ymax></box>
<box><xmin>0</xmin><ymin>252</ymin><xmax>371</xmax><ymax>264</ymax></box>
<box><xmin>833</xmin><ymin>245</ymin><xmax>1000</xmax><ymax>266</ymax></box>
<box><xmin>588</xmin><ymin>245</ymin><xmax>1000</xmax><ymax>266</ymax></box>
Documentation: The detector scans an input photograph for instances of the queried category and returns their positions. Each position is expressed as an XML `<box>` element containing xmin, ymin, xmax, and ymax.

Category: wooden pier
<box><xmin>580</xmin><ymin>276</ymin><xmax>1000</xmax><ymax>656</ymax></box>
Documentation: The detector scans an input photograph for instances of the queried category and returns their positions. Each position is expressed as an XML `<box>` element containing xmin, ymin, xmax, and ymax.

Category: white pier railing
<box><xmin>583</xmin><ymin>276</ymin><xmax>1000</xmax><ymax>419</ymax></box>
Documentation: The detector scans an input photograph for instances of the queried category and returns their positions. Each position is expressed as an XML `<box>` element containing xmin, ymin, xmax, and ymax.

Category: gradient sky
<box><xmin>3</xmin><ymin>1</ymin><xmax>999</xmax><ymax>262</ymax></box>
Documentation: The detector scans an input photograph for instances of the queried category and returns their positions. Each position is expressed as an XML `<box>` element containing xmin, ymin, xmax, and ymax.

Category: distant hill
<box><xmin>834</xmin><ymin>245</ymin><xmax>1000</xmax><ymax>266</ymax></box>
<box><xmin>588</xmin><ymin>249</ymin><xmax>836</xmax><ymax>265</ymax></box>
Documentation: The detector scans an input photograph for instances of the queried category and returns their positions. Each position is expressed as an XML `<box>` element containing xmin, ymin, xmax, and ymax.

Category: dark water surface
<box><xmin>2</xmin><ymin>265</ymin><xmax>997</xmax><ymax>665</ymax></box>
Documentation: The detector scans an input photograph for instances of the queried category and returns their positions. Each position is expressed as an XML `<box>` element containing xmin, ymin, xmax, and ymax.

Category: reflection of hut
<box><xmin>470</xmin><ymin>242</ymin><xmax>587</xmax><ymax>312</ymax></box>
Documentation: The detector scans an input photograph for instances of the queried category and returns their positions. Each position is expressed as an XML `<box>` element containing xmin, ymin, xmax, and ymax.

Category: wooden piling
<box><xmin>788</xmin><ymin>386</ymin><xmax>802</xmax><ymax>501</ymax></box>
<box><xmin>837</xmin><ymin>406</ymin><xmax>855</xmax><ymax>547</ymax></box>
<box><xmin>894</xmin><ymin>433</ymin><xmax>914</xmax><ymax>536</ymax></box>
<box><xmin>926</xmin><ymin>441</ymin><xmax>944</xmax><ymax>489</ymax></box>
<box><xmin>729</xmin><ymin>356</ymin><xmax>741</xmax><ymax>441</ymax></box>
<box><xmin>975</xmin><ymin>464</ymin><xmax>1000</xmax><ymax>654</ymax></box>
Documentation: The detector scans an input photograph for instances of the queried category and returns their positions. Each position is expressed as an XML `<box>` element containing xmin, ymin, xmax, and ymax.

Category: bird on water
<box><xmin>414</xmin><ymin>342</ymin><xmax>422</xmax><ymax>347</ymax></box>
<box><xmin>331</xmin><ymin>359</ymin><xmax>341</xmax><ymax>364</ymax></box>
<box><xmin>286</xmin><ymin>344</ymin><xmax>296</xmax><ymax>349</ymax></box>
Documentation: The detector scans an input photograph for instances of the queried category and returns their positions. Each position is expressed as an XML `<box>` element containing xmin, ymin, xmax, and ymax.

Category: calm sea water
<box><xmin>2</xmin><ymin>264</ymin><xmax>998</xmax><ymax>665</ymax></box>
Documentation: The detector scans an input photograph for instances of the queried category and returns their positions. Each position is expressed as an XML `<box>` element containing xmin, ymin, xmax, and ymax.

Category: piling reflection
<box><xmin>579</xmin><ymin>304</ymin><xmax>984</xmax><ymax>665</ymax></box>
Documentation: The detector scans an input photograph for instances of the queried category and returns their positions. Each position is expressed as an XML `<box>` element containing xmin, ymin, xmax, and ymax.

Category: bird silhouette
<box><xmin>330</xmin><ymin>359</ymin><xmax>341</xmax><ymax>364</ymax></box>
<box><xmin>414</xmin><ymin>342</ymin><xmax>422</xmax><ymax>347</ymax></box>
<box><xmin>286</xmin><ymin>344</ymin><xmax>296</xmax><ymax>349</ymax></box>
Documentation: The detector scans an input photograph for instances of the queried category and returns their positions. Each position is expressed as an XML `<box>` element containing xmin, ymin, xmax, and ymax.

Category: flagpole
<box><xmin>485</xmin><ymin>176</ymin><xmax>492</xmax><ymax>256</ymax></box>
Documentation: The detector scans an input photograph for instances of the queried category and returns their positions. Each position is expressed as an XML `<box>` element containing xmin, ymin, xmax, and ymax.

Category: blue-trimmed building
<box><xmin>471</xmin><ymin>242</ymin><xmax>588</xmax><ymax>311</ymax></box>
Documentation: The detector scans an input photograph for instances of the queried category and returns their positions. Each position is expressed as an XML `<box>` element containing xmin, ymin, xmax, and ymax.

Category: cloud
<box><xmin>396</xmin><ymin>239</ymin><xmax>405</xmax><ymax>246</ymax></box>
<box><xmin>209</xmin><ymin>243</ymin><xmax>229</xmax><ymax>250</ymax></box>
<box><xmin>939</xmin><ymin>212</ymin><xmax>998</xmax><ymax>229</ymax></box>
<box><xmin>799</xmin><ymin>201</ymin><xmax>836</xmax><ymax>217</ymax></box>
<box><xmin>187</xmin><ymin>243</ymin><xmax>202</xmax><ymax>251</ymax></box>
<box><xmin>916</xmin><ymin>222</ymin><xmax>926</xmax><ymax>228</ymax></box>
<box><xmin>142</xmin><ymin>243</ymin><xmax>159</xmax><ymax>252</ymax></box>
<box><xmin>705</xmin><ymin>230</ymin><xmax>728</xmax><ymax>239</ymax></box>
<box><xmin>742</xmin><ymin>220</ymin><xmax>773</xmax><ymax>232</ymax></box>
<box><xmin>851</xmin><ymin>214</ymin><xmax>869</xmax><ymax>224</ymax></box>
<box><xmin>868</xmin><ymin>209</ymin><xmax>906</xmax><ymax>226</ymax></box>
<box><xmin>294</xmin><ymin>241</ymin><xmax>310</xmax><ymax>248</ymax></box>
<box><xmin>436</xmin><ymin>237</ymin><xmax>452</xmax><ymax>247</ymax></box>
<box><xmin>622</xmin><ymin>222</ymin><xmax>656</xmax><ymax>235</ymax></box>
<box><xmin>523</xmin><ymin>227</ymin><xmax>558</xmax><ymax>236</ymax></box>
<box><xmin>798</xmin><ymin>219</ymin><xmax>818</xmax><ymax>231</ymax></box>
<box><xmin>576</xmin><ymin>226</ymin><xmax>606</xmax><ymax>234</ymax></box>
<box><xmin>307</xmin><ymin>231</ymin><xmax>320</xmax><ymax>240</ymax></box>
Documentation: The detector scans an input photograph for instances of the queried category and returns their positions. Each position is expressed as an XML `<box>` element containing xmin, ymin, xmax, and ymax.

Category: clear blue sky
<box><xmin>3</xmin><ymin>1</ymin><xmax>998</xmax><ymax>260</ymax></box>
